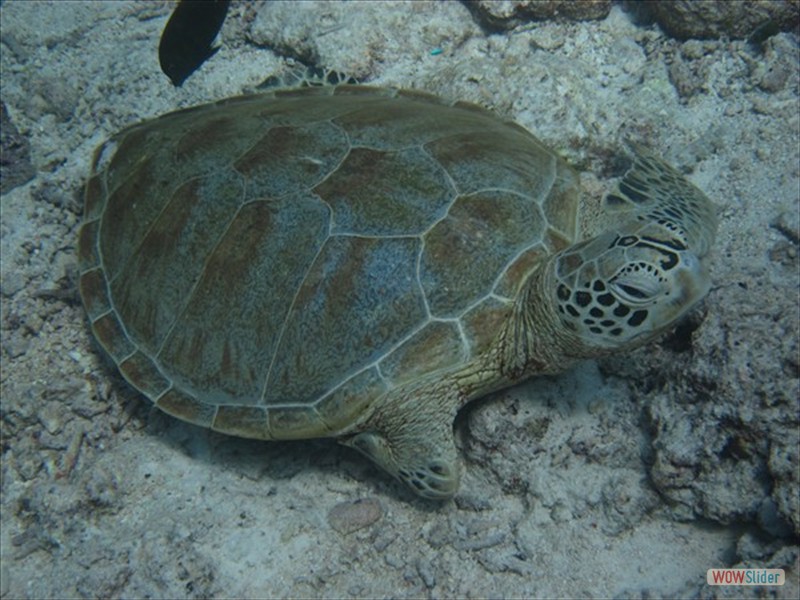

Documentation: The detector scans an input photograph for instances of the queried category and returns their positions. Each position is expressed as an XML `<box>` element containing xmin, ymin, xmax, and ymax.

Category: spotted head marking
<box><xmin>552</xmin><ymin>147</ymin><xmax>717</xmax><ymax>350</ymax></box>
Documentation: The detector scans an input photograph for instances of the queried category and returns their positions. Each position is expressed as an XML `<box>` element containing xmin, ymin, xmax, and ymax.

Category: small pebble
<box><xmin>38</xmin><ymin>401</ymin><xmax>64</xmax><ymax>435</ymax></box>
<box><xmin>327</xmin><ymin>497</ymin><xmax>382</xmax><ymax>534</ymax></box>
<box><xmin>1</xmin><ymin>563</ymin><xmax>9</xmax><ymax>596</ymax></box>
<box><xmin>0</xmin><ymin>270</ymin><xmax>25</xmax><ymax>297</ymax></box>
<box><xmin>416</xmin><ymin>556</ymin><xmax>436</xmax><ymax>588</ymax></box>
<box><xmin>454</xmin><ymin>531</ymin><xmax>505</xmax><ymax>551</ymax></box>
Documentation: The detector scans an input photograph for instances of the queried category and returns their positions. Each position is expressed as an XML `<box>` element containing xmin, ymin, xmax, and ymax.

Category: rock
<box><xmin>643</xmin><ymin>0</ymin><xmax>800</xmax><ymax>41</ymax></box>
<box><xmin>464</xmin><ymin>0</ymin><xmax>611</xmax><ymax>32</ymax></box>
<box><xmin>327</xmin><ymin>497</ymin><xmax>383</xmax><ymax>534</ymax></box>
<box><xmin>0</xmin><ymin>102</ymin><xmax>35</xmax><ymax>194</ymax></box>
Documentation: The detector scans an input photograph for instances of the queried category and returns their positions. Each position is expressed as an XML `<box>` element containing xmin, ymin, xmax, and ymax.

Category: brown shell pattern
<box><xmin>78</xmin><ymin>85</ymin><xmax>580</xmax><ymax>440</ymax></box>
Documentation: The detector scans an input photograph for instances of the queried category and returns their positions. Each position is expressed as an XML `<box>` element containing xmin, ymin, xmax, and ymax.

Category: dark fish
<box><xmin>159</xmin><ymin>0</ymin><xmax>230</xmax><ymax>86</ymax></box>
<box><xmin>747</xmin><ymin>19</ymin><xmax>781</xmax><ymax>52</ymax></box>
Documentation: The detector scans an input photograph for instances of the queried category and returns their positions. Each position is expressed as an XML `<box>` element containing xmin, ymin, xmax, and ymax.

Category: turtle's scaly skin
<box><xmin>78</xmin><ymin>85</ymin><xmax>716</xmax><ymax>499</ymax></box>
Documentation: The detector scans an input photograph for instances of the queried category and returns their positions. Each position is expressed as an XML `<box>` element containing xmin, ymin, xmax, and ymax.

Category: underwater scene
<box><xmin>1</xmin><ymin>1</ymin><xmax>798</xmax><ymax>597</ymax></box>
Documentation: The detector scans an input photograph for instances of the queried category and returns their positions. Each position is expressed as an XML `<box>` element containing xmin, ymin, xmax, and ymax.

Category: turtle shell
<box><xmin>78</xmin><ymin>85</ymin><xmax>580</xmax><ymax>440</ymax></box>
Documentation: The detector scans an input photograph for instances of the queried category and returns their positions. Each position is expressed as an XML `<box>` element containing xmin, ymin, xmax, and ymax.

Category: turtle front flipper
<box><xmin>341</xmin><ymin>378</ymin><xmax>461</xmax><ymax>500</ymax></box>
<box><xmin>539</xmin><ymin>148</ymin><xmax>718</xmax><ymax>355</ymax></box>
<box><xmin>605</xmin><ymin>144</ymin><xmax>717</xmax><ymax>258</ymax></box>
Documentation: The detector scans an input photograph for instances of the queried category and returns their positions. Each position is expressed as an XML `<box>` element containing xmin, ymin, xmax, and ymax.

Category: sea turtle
<box><xmin>77</xmin><ymin>85</ymin><xmax>717</xmax><ymax>499</ymax></box>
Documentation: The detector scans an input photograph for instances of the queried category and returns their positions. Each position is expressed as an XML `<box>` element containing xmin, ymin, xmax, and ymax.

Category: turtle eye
<box><xmin>610</xmin><ymin>262</ymin><xmax>666</xmax><ymax>306</ymax></box>
<box><xmin>615</xmin><ymin>282</ymin><xmax>650</xmax><ymax>300</ymax></box>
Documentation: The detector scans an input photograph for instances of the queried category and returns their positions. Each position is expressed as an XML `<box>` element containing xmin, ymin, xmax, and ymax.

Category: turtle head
<box><xmin>551</xmin><ymin>221</ymin><xmax>710</xmax><ymax>352</ymax></box>
<box><xmin>548</xmin><ymin>146</ymin><xmax>717</xmax><ymax>354</ymax></box>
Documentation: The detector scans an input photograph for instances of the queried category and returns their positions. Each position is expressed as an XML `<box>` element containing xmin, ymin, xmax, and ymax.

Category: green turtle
<box><xmin>77</xmin><ymin>85</ymin><xmax>716</xmax><ymax>499</ymax></box>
